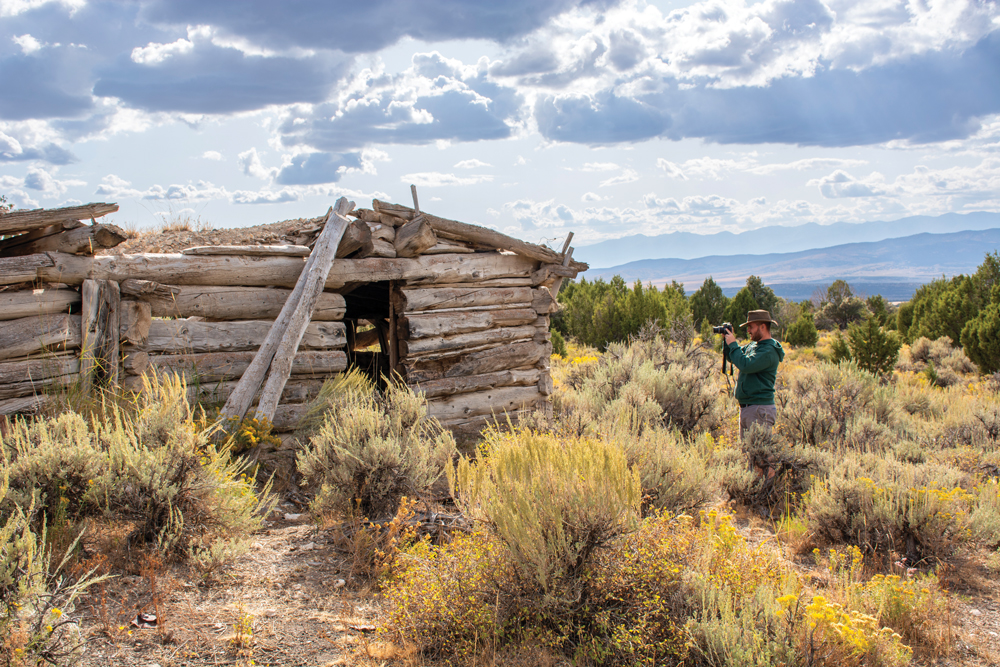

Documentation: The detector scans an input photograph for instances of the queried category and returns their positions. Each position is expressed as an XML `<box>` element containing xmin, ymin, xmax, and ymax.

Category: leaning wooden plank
<box><xmin>182</xmin><ymin>245</ymin><xmax>312</xmax><ymax>257</ymax></box>
<box><xmin>401</xmin><ymin>308</ymin><xmax>537</xmax><ymax>340</ymax></box>
<box><xmin>221</xmin><ymin>200</ymin><xmax>351</xmax><ymax>424</ymax></box>
<box><xmin>0</xmin><ymin>374</ymin><xmax>78</xmax><ymax>400</ymax></box>
<box><xmin>372</xmin><ymin>199</ymin><xmax>587</xmax><ymax>270</ymax></box>
<box><xmin>425</xmin><ymin>386</ymin><xmax>544</xmax><ymax>422</ymax></box>
<box><xmin>6</xmin><ymin>224</ymin><xmax>126</xmax><ymax>256</ymax></box>
<box><xmin>401</xmin><ymin>325</ymin><xmax>537</xmax><ymax>357</ymax></box>
<box><xmin>413</xmin><ymin>368</ymin><xmax>541</xmax><ymax>399</ymax></box>
<box><xmin>0</xmin><ymin>253</ymin><xmax>55</xmax><ymax>285</ymax></box>
<box><xmin>396</xmin><ymin>286</ymin><xmax>533</xmax><ymax>312</ymax></box>
<box><xmin>0</xmin><ymin>394</ymin><xmax>51</xmax><ymax>416</ymax></box>
<box><xmin>143</xmin><ymin>286</ymin><xmax>346</xmax><ymax>321</ymax></box>
<box><xmin>0</xmin><ymin>202</ymin><xmax>118</xmax><ymax>235</ymax></box>
<box><xmin>403</xmin><ymin>340</ymin><xmax>547</xmax><ymax>383</ymax></box>
<box><xmin>0</xmin><ymin>354</ymin><xmax>79</xmax><ymax>385</ymax></box>
<box><xmin>80</xmin><ymin>279</ymin><xmax>120</xmax><ymax>388</ymax></box>
<box><xmin>0</xmin><ymin>313</ymin><xmax>81</xmax><ymax>362</ymax></box>
<box><xmin>45</xmin><ymin>251</ymin><xmax>537</xmax><ymax>288</ymax></box>
<box><xmin>129</xmin><ymin>350</ymin><xmax>347</xmax><ymax>381</ymax></box>
<box><xmin>0</xmin><ymin>288</ymin><xmax>79</xmax><ymax>321</ymax></box>
<box><xmin>255</xmin><ymin>202</ymin><xmax>354</xmax><ymax>422</ymax></box>
<box><xmin>141</xmin><ymin>319</ymin><xmax>346</xmax><ymax>354</ymax></box>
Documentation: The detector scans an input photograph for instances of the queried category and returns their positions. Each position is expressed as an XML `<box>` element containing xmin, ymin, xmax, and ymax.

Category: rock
<box><xmin>333</xmin><ymin>579</ymin><xmax>346</xmax><ymax>589</ymax></box>
<box><xmin>970</xmin><ymin>608</ymin><xmax>982</xmax><ymax>616</ymax></box>
<box><xmin>284</xmin><ymin>513</ymin><xmax>305</xmax><ymax>521</ymax></box>
<box><xmin>300</xmin><ymin>541</ymin><xmax>316</xmax><ymax>551</ymax></box>
<box><xmin>264</xmin><ymin>609</ymin><xmax>278</xmax><ymax>618</ymax></box>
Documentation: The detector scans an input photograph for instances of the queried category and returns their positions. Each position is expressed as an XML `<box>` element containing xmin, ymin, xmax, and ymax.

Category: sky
<box><xmin>1</xmin><ymin>0</ymin><xmax>999</xmax><ymax>251</ymax></box>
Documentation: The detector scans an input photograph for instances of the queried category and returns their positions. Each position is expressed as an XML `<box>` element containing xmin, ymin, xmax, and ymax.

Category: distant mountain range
<box><xmin>576</xmin><ymin>211</ymin><xmax>1000</xmax><ymax>267</ymax></box>
<box><xmin>584</xmin><ymin>228</ymin><xmax>1000</xmax><ymax>301</ymax></box>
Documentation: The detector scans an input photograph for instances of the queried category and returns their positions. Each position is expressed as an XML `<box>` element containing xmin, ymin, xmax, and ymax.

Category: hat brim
<box><xmin>740</xmin><ymin>318</ymin><xmax>779</xmax><ymax>327</ymax></box>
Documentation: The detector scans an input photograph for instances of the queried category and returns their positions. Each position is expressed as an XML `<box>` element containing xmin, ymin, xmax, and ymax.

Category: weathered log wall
<box><xmin>0</xmin><ymin>199</ymin><xmax>583</xmax><ymax>442</ymax></box>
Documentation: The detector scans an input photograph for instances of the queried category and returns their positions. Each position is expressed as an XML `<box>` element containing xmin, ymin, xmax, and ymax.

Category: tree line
<box><xmin>552</xmin><ymin>251</ymin><xmax>1000</xmax><ymax>374</ymax></box>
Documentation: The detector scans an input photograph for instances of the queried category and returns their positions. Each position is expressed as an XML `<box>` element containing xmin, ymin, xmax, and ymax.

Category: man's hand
<box><xmin>723</xmin><ymin>329</ymin><xmax>737</xmax><ymax>346</ymax></box>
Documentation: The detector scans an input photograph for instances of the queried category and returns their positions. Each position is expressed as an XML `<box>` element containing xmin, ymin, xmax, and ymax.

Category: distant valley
<box><xmin>584</xmin><ymin>227</ymin><xmax>1000</xmax><ymax>302</ymax></box>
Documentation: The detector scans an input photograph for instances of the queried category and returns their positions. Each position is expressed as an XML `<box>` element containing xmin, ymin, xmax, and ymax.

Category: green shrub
<box><xmin>718</xmin><ymin>424</ymin><xmax>830</xmax><ymax>515</ymax></box>
<box><xmin>779</xmin><ymin>361</ymin><xmax>884</xmax><ymax>448</ymax></box>
<box><xmin>1</xmin><ymin>471</ymin><xmax>105</xmax><ymax>666</ymax></box>
<box><xmin>297</xmin><ymin>374</ymin><xmax>456</xmax><ymax>518</ymax></box>
<box><xmin>450</xmin><ymin>429</ymin><xmax>640</xmax><ymax>605</ymax></box>
<box><xmin>550</xmin><ymin>328</ymin><xmax>567</xmax><ymax>358</ymax></box>
<box><xmin>961</xmin><ymin>300</ymin><xmax>1000</xmax><ymax>374</ymax></box>
<box><xmin>1</xmin><ymin>413</ymin><xmax>104</xmax><ymax>526</ymax></box>
<box><xmin>847</xmin><ymin>317</ymin><xmax>901</xmax><ymax>377</ymax></box>
<box><xmin>554</xmin><ymin>335</ymin><xmax>724</xmax><ymax>437</ymax></box>
<box><xmin>785</xmin><ymin>312</ymin><xmax>819</xmax><ymax>347</ymax></box>
<box><xmin>604</xmin><ymin>425</ymin><xmax>716</xmax><ymax>514</ymax></box>
<box><xmin>806</xmin><ymin>455</ymin><xmax>975</xmax><ymax>564</ymax></box>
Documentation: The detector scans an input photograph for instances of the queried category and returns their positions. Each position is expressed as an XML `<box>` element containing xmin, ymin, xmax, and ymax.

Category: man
<box><xmin>723</xmin><ymin>310</ymin><xmax>785</xmax><ymax>440</ymax></box>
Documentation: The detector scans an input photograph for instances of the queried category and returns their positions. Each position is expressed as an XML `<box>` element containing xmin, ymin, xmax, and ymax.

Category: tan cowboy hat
<box><xmin>740</xmin><ymin>310</ymin><xmax>779</xmax><ymax>327</ymax></box>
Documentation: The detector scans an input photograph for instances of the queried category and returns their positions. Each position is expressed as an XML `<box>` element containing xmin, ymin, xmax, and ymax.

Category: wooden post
<box><xmin>220</xmin><ymin>202</ymin><xmax>346</xmax><ymax>422</ymax></box>
<box><xmin>547</xmin><ymin>232</ymin><xmax>575</xmax><ymax>301</ymax></box>
<box><xmin>389</xmin><ymin>282</ymin><xmax>399</xmax><ymax>374</ymax></box>
<box><xmin>80</xmin><ymin>279</ymin><xmax>120</xmax><ymax>388</ymax></box>
<box><xmin>252</xmin><ymin>199</ymin><xmax>355</xmax><ymax>421</ymax></box>
<box><xmin>410</xmin><ymin>184</ymin><xmax>420</xmax><ymax>216</ymax></box>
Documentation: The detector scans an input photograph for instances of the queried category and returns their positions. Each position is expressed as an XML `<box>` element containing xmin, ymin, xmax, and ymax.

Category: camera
<box><xmin>712</xmin><ymin>322</ymin><xmax>733</xmax><ymax>335</ymax></box>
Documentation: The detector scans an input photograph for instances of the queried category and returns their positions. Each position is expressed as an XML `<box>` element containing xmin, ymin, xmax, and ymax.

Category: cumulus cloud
<box><xmin>201</xmin><ymin>150</ymin><xmax>222</xmax><ymax>160</ymax></box>
<box><xmin>580</xmin><ymin>162</ymin><xmax>619</xmax><ymax>171</ymax></box>
<box><xmin>140</xmin><ymin>0</ymin><xmax>617</xmax><ymax>53</ymax></box>
<box><xmin>599</xmin><ymin>168</ymin><xmax>638</xmax><ymax>186</ymax></box>
<box><xmin>94</xmin><ymin>173</ymin><xmax>303</xmax><ymax>205</ymax></box>
<box><xmin>94</xmin><ymin>26</ymin><xmax>350</xmax><ymax>114</ymax></box>
<box><xmin>454</xmin><ymin>159</ymin><xmax>491</xmax><ymax>169</ymax></box>
<box><xmin>581</xmin><ymin>191</ymin><xmax>606</xmax><ymax>202</ymax></box>
<box><xmin>658</xmin><ymin>155</ymin><xmax>870</xmax><ymax>179</ymax></box>
<box><xmin>278</xmin><ymin>52</ymin><xmax>524</xmax><ymax>153</ymax></box>
<box><xmin>274</xmin><ymin>151</ymin><xmax>364</xmax><ymax>185</ymax></box>
<box><xmin>809</xmin><ymin>170</ymin><xmax>889</xmax><ymax>198</ymax></box>
<box><xmin>229</xmin><ymin>188</ymin><xmax>299</xmax><ymax>204</ymax></box>
<box><xmin>401</xmin><ymin>172</ymin><xmax>494</xmax><ymax>187</ymax></box>
<box><xmin>22</xmin><ymin>166</ymin><xmax>85</xmax><ymax>196</ymax></box>
<box><xmin>237</xmin><ymin>148</ymin><xmax>275</xmax><ymax>181</ymax></box>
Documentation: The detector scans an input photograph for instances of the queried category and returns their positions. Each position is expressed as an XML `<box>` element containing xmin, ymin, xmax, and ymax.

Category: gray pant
<box><xmin>739</xmin><ymin>404</ymin><xmax>776</xmax><ymax>440</ymax></box>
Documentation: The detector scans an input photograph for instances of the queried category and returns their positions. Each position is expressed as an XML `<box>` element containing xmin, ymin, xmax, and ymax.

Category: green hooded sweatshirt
<box><xmin>725</xmin><ymin>338</ymin><xmax>785</xmax><ymax>405</ymax></box>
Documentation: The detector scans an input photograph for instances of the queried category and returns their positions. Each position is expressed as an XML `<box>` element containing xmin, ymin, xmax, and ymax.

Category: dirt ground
<box><xmin>69</xmin><ymin>499</ymin><xmax>1000</xmax><ymax>667</ymax></box>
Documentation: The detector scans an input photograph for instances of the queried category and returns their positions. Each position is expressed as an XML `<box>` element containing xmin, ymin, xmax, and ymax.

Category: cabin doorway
<box><xmin>340</xmin><ymin>280</ymin><xmax>399</xmax><ymax>389</ymax></box>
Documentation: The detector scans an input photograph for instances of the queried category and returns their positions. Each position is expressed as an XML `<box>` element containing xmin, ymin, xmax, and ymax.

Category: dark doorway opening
<box><xmin>341</xmin><ymin>281</ymin><xmax>397</xmax><ymax>389</ymax></box>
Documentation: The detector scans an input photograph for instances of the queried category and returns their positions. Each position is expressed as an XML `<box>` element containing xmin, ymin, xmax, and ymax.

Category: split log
<box><xmin>123</xmin><ymin>350</ymin><xmax>149</xmax><ymax>375</ymax></box>
<box><xmin>255</xmin><ymin>201</ymin><xmax>354</xmax><ymax>421</ymax></box>
<box><xmin>141</xmin><ymin>319</ymin><xmax>346</xmax><ymax>354</ymax></box>
<box><xmin>0</xmin><ymin>253</ymin><xmax>55</xmax><ymax>285</ymax></box>
<box><xmin>401</xmin><ymin>325</ymin><xmax>537</xmax><ymax>357</ymax></box>
<box><xmin>120</xmin><ymin>300</ymin><xmax>152</xmax><ymax>345</ymax></box>
<box><xmin>372</xmin><ymin>199</ymin><xmax>587</xmax><ymax>270</ymax></box>
<box><xmin>182</xmin><ymin>245</ymin><xmax>312</xmax><ymax>257</ymax></box>
<box><xmin>425</xmin><ymin>386</ymin><xmax>544</xmax><ymax>422</ymax></box>
<box><xmin>128</xmin><ymin>350</ymin><xmax>347</xmax><ymax>381</ymax></box>
<box><xmin>336</xmin><ymin>220</ymin><xmax>373</xmax><ymax>258</ymax></box>
<box><xmin>80</xmin><ymin>279</ymin><xmax>120</xmax><ymax>388</ymax></box>
<box><xmin>44</xmin><ymin>251</ymin><xmax>538</xmax><ymax>288</ymax></box>
<box><xmin>531</xmin><ymin>287</ymin><xmax>557</xmax><ymax>314</ymax></box>
<box><xmin>0</xmin><ymin>288</ymin><xmax>79</xmax><ymax>321</ymax></box>
<box><xmin>271</xmin><ymin>402</ymin><xmax>309</xmax><ymax>432</ymax></box>
<box><xmin>379</xmin><ymin>213</ymin><xmax>407</xmax><ymax>228</ymax></box>
<box><xmin>394</xmin><ymin>217</ymin><xmax>437</xmax><ymax>258</ymax></box>
<box><xmin>538</xmin><ymin>372</ymin><xmax>554</xmax><ymax>396</ymax></box>
<box><xmin>422</xmin><ymin>239</ymin><xmax>475</xmax><ymax>255</ymax></box>
<box><xmin>413</xmin><ymin>368</ymin><xmax>541</xmax><ymax>399</ymax></box>
<box><xmin>0</xmin><ymin>374</ymin><xmax>77</xmax><ymax>400</ymax></box>
<box><xmin>401</xmin><ymin>308</ymin><xmax>537</xmax><ymax>339</ymax></box>
<box><xmin>367</xmin><ymin>222</ymin><xmax>395</xmax><ymax>243</ymax></box>
<box><xmin>403</xmin><ymin>340</ymin><xmax>547</xmax><ymax>383</ymax></box>
<box><xmin>141</xmin><ymin>286</ymin><xmax>346</xmax><ymax>321</ymax></box>
<box><xmin>404</xmin><ymin>276</ymin><xmax>534</xmax><ymax>288</ymax></box>
<box><xmin>0</xmin><ymin>354</ymin><xmax>79</xmax><ymax>385</ymax></box>
<box><xmin>0</xmin><ymin>394</ymin><xmax>51</xmax><ymax>416</ymax></box>
<box><xmin>395</xmin><ymin>286</ymin><xmax>533</xmax><ymax>312</ymax></box>
<box><xmin>350</xmin><ymin>208</ymin><xmax>380</xmax><ymax>223</ymax></box>
<box><xmin>0</xmin><ymin>313</ymin><xmax>81</xmax><ymax>362</ymax></box>
<box><xmin>531</xmin><ymin>263</ymin><xmax>577</xmax><ymax>286</ymax></box>
<box><xmin>361</xmin><ymin>238</ymin><xmax>396</xmax><ymax>258</ymax></box>
<box><xmin>0</xmin><ymin>220</ymin><xmax>84</xmax><ymax>255</ymax></box>
<box><xmin>5</xmin><ymin>224</ymin><xmax>126</xmax><ymax>256</ymax></box>
<box><xmin>373</xmin><ymin>200</ymin><xmax>415</xmax><ymax>220</ymax></box>
<box><xmin>0</xmin><ymin>202</ymin><xmax>118</xmax><ymax>235</ymax></box>
<box><xmin>119</xmin><ymin>279</ymin><xmax>180</xmax><ymax>299</ymax></box>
